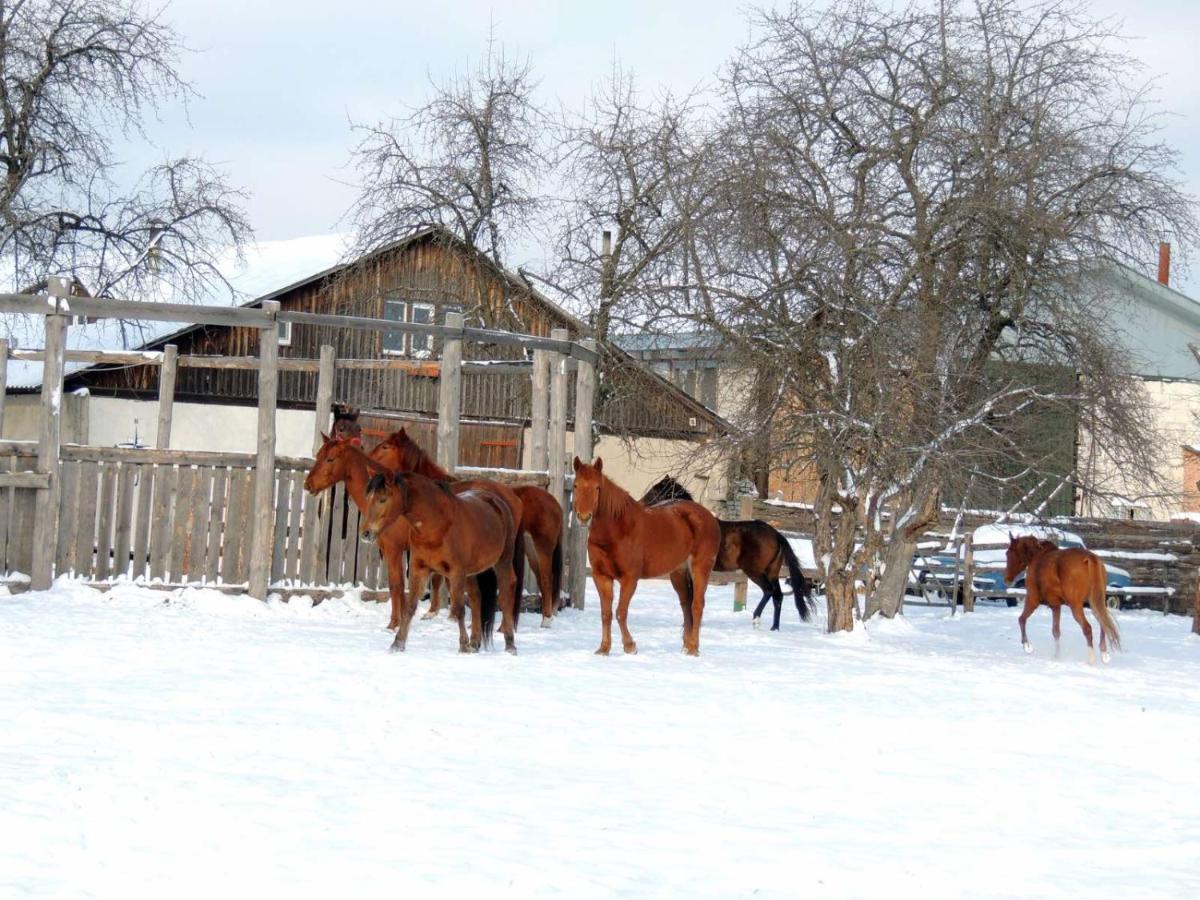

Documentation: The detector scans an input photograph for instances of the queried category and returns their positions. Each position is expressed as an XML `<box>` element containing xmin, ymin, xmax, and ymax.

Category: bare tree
<box><xmin>347</xmin><ymin>34</ymin><xmax>546</xmax><ymax>323</ymax></box>
<box><xmin>0</xmin><ymin>0</ymin><xmax>251</xmax><ymax>316</ymax></box>
<box><xmin>659</xmin><ymin>0</ymin><xmax>1196</xmax><ymax>631</ymax></box>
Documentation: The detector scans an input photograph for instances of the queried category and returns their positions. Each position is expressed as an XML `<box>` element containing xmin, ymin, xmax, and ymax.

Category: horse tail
<box><xmin>775</xmin><ymin>528</ymin><xmax>814</xmax><ymax>621</ymax></box>
<box><xmin>1086</xmin><ymin>554</ymin><xmax>1120</xmax><ymax>652</ymax></box>
<box><xmin>511</xmin><ymin>525</ymin><xmax>527</xmax><ymax>631</ymax></box>
<box><xmin>551</xmin><ymin>532</ymin><xmax>564</xmax><ymax>611</ymax></box>
<box><xmin>476</xmin><ymin>568</ymin><xmax>498</xmax><ymax>650</ymax></box>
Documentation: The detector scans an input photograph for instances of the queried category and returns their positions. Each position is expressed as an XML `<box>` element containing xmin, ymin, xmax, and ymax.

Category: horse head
<box><xmin>305</xmin><ymin>432</ymin><xmax>355</xmax><ymax>494</ymax></box>
<box><xmin>360</xmin><ymin>472</ymin><xmax>409</xmax><ymax>543</ymax></box>
<box><xmin>1004</xmin><ymin>534</ymin><xmax>1046</xmax><ymax>584</ymax></box>
<box><xmin>572</xmin><ymin>456</ymin><xmax>604</xmax><ymax>525</ymax></box>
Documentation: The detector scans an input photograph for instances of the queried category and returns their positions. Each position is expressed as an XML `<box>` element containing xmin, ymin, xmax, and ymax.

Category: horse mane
<box><xmin>640</xmin><ymin>475</ymin><xmax>694</xmax><ymax>505</ymax></box>
<box><xmin>365</xmin><ymin>472</ymin><xmax>388</xmax><ymax>494</ymax></box>
<box><xmin>382</xmin><ymin>431</ymin><xmax>453</xmax><ymax>481</ymax></box>
<box><xmin>598</xmin><ymin>472</ymin><xmax>641</xmax><ymax>521</ymax></box>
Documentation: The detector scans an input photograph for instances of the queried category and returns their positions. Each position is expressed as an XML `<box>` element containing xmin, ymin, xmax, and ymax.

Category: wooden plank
<box><xmin>93</xmin><ymin>464</ymin><xmax>118</xmax><ymax>581</ymax></box>
<box><xmin>530</xmin><ymin>348</ymin><xmax>550</xmax><ymax>471</ymax></box>
<box><xmin>31</xmin><ymin>292</ymin><xmax>68</xmax><ymax>591</ymax></box>
<box><xmin>284</xmin><ymin>471</ymin><xmax>305</xmax><ymax>583</ymax></box>
<box><xmin>156</xmin><ymin>344</ymin><xmax>178</xmax><ymax>449</ymax></box>
<box><xmin>0</xmin><ymin>472</ymin><xmax>50</xmax><ymax>489</ymax></box>
<box><xmin>0</xmin><ymin>339</ymin><xmax>8</xmax><ymax>437</ymax></box>
<box><xmin>61</xmin><ymin>446</ymin><xmax>299</xmax><ymax>468</ymax></box>
<box><xmin>0</xmin><ymin>455</ymin><xmax>13</xmax><ymax>572</ymax></box>
<box><xmin>0</xmin><ymin>293</ymin><xmax>275</xmax><ymax>328</ymax></box>
<box><xmin>314</xmin><ymin>344</ymin><xmax>335</xmax><ymax>454</ymax></box>
<box><xmin>0</xmin><ymin>441</ymin><xmax>38</xmax><ymax>457</ymax></box>
<box><xmin>171</xmin><ymin>465</ymin><xmax>198</xmax><ymax>580</ymax></box>
<box><xmin>10</xmin><ymin>462</ymin><xmax>38</xmax><ymax>578</ymax></box>
<box><xmin>298</xmin><ymin>485</ymin><xmax>321</xmax><ymax>585</ymax></box>
<box><xmin>187</xmin><ymin>466</ymin><xmax>214</xmax><ymax>583</ymax></box>
<box><xmin>223</xmin><ymin>467</ymin><xmax>253</xmax><ymax>585</ymax></box>
<box><xmin>148</xmin><ymin>465</ymin><xmax>176</xmax><ymax>582</ymax></box>
<box><xmin>10</xmin><ymin>349</ymin><xmax>163</xmax><ymax>367</ymax></box>
<box><xmin>55</xmin><ymin>461</ymin><xmax>81</xmax><ymax>576</ymax></box>
<box><xmin>548</xmin><ymin>328</ymin><xmax>568</xmax><ymax>511</ymax></box>
<box><xmin>436</xmin><ymin>311</ymin><xmax>464</xmax><ymax>473</ymax></box>
<box><xmin>249</xmin><ymin>301</ymin><xmax>280</xmax><ymax>599</ymax></box>
<box><xmin>73</xmin><ymin>461</ymin><xmax>99</xmax><ymax>579</ymax></box>
<box><xmin>205</xmin><ymin>467</ymin><xmax>229</xmax><ymax>584</ymax></box>
<box><xmin>733</xmin><ymin>496</ymin><xmax>754</xmax><ymax>612</ymax></box>
<box><xmin>568</xmin><ymin>337</ymin><xmax>596</xmax><ymax>610</ymax></box>
<box><xmin>112</xmin><ymin>463</ymin><xmax>135</xmax><ymax>580</ymax></box>
<box><xmin>130</xmin><ymin>464</ymin><xmax>155</xmax><ymax>581</ymax></box>
<box><xmin>326</xmin><ymin>484</ymin><xmax>346</xmax><ymax>586</ymax></box>
<box><xmin>270</xmin><ymin>469</ymin><xmax>290</xmax><ymax>584</ymax></box>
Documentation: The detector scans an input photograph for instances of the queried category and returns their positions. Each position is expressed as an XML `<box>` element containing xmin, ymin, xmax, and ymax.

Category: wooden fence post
<box><xmin>734</xmin><ymin>495</ymin><xmax>754</xmax><ymax>611</ymax></box>
<box><xmin>436</xmin><ymin>312</ymin><xmax>464</xmax><ymax>473</ymax></box>
<box><xmin>314</xmin><ymin>343</ymin><xmax>335</xmax><ymax>455</ymax></box>
<box><xmin>31</xmin><ymin>277</ymin><xmax>71</xmax><ymax>591</ymax></box>
<box><xmin>155</xmin><ymin>344</ymin><xmax>178</xmax><ymax>449</ymax></box>
<box><xmin>962</xmin><ymin>540</ymin><xmax>975</xmax><ymax>613</ymax></box>
<box><xmin>0</xmin><ymin>338</ymin><xmax>8</xmax><ymax>437</ymax></box>
<box><xmin>530</xmin><ymin>348</ymin><xmax>550</xmax><ymax>472</ymax></box>
<box><xmin>569</xmin><ymin>338</ymin><xmax>596</xmax><ymax>610</ymax></box>
<box><xmin>547</xmin><ymin>328</ymin><xmax>568</xmax><ymax>509</ymax></box>
<box><xmin>248</xmin><ymin>300</ymin><xmax>280</xmax><ymax>599</ymax></box>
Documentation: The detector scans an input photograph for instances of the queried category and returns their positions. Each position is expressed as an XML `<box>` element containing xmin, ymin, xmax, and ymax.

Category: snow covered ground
<box><xmin>3</xmin><ymin>579</ymin><xmax>1199</xmax><ymax>899</ymax></box>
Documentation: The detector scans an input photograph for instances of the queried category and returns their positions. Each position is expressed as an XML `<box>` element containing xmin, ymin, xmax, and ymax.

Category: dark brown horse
<box><xmin>370</xmin><ymin>428</ymin><xmax>563</xmax><ymax>627</ymax></box>
<box><xmin>1005</xmin><ymin>535</ymin><xmax>1121</xmax><ymax>664</ymax></box>
<box><xmin>573</xmin><ymin>457</ymin><xmax>721</xmax><ymax>656</ymax></box>
<box><xmin>641</xmin><ymin>476</ymin><xmax>815</xmax><ymax>631</ymax></box>
<box><xmin>361</xmin><ymin>471</ymin><xmax>520</xmax><ymax>654</ymax></box>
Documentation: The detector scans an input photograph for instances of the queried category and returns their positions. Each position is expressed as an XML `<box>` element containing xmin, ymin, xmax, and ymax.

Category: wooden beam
<box><xmin>0</xmin><ymin>292</ymin><xmax>276</xmax><ymax>328</ymax></box>
<box><xmin>314</xmin><ymin>344</ymin><xmax>335</xmax><ymax>455</ymax></box>
<box><xmin>530</xmin><ymin>348</ymin><xmax>550</xmax><ymax>472</ymax></box>
<box><xmin>248</xmin><ymin>300</ymin><xmax>280</xmax><ymax>600</ymax></box>
<box><xmin>0</xmin><ymin>471</ymin><xmax>50</xmax><ymax>489</ymax></box>
<box><xmin>155</xmin><ymin>344</ymin><xmax>178</xmax><ymax>449</ymax></box>
<box><xmin>568</xmin><ymin>338</ymin><xmax>597</xmax><ymax>610</ymax></box>
<box><xmin>455</xmin><ymin>466</ymin><xmax>550</xmax><ymax>487</ymax></box>
<box><xmin>0</xmin><ymin>338</ymin><xmax>8</xmax><ymax>437</ymax></box>
<box><xmin>733</xmin><ymin>496</ymin><xmax>754</xmax><ymax>612</ymax></box>
<box><xmin>59</xmin><ymin>445</ymin><xmax>313</xmax><ymax>469</ymax></box>
<box><xmin>547</xmin><ymin>328</ymin><xmax>568</xmax><ymax>511</ymax></box>
<box><xmin>436</xmin><ymin>312</ymin><xmax>464</xmax><ymax>473</ymax></box>
<box><xmin>31</xmin><ymin>277</ymin><xmax>70</xmax><ymax>591</ymax></box>
<box><xmin>10</xmin><ymin>349</ymin><xmax>165</xmax><ymax>366</ymax></box>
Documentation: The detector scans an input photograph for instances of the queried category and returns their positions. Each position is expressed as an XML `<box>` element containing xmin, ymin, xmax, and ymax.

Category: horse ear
<box><xmin>1008</xmin><ymin>531</ymin><xmax>1015</xmax><ymax>543</ymax></box>
<box><xmin>397</xmin><ymin>427</ymin><xmax>406</xmax><ymax>438</ymax></box>
<box><xmin>320</xmin><ymin>431</ymin><xmax>331</xmax><ymax>443</ymax></box>
<box><xmin>572</xmin><ymin>456</ymin><xmax>582</xmax><ymax>472</ymax></box>
<box><xmin>594</xmin><ymin>457</ymin><xmax>603</xmax><ymax>474</ymax></box>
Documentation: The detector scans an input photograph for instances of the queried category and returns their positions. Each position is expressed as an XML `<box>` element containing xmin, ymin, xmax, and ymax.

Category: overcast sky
<box><xmin>137</xmin><ymin>0</ymin><xmax>1200</xmax><ymax>296</ymax></box>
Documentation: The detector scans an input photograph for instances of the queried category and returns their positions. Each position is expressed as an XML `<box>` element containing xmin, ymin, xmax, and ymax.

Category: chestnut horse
<box><xmin>361</xmin><ymin>472</ymin><xmax>520</xmax><ymax>654</ymax></box>
<box><xmin>1005</xmin><ymin>535</ymin><xmax>1121</xmax><ymax>664</ymax></box>
<box><xmin>641</xmin><ymin>475</ymin><xmax>815</xmax><ymax>631</ymax></box>
<box><xmin>573</xmin><ymin>457</ymin><xmax>721</xmax><ymax>656</ymax></box>
<box><xmin>370</xmin><ymin>428</ymin><xmax>563</xmax><ymax>627</ymax></box>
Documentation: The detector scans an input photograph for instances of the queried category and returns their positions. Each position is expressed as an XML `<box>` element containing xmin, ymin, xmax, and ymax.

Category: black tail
<box><xmin>511</xmin><ymin>526</ymin><xmax>527</xmax><ymax>631</ymax></box>
<box><xmin>475</xmin><ymin>568</ymin><xmax>498</xmax><ymax>650</ymax></box>
<box><xmin>775</xmin><ymin>529</ymin><xmax>813</xmax><ymax>622</ymax></box>
<box><xmin>550</xmin><ymin>533</ymin><xmax>564</xmax><ymax>612</ymax></box>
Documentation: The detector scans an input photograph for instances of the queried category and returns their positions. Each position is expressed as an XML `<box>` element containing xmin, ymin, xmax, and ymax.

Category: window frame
<box><xmin>382</xmin><ymin>298</ymin><xmax>408</xmax><ymax>356</ymax></box>
<box><xmin>277</xmin><ymin>319</ymin><xmax>293</xmax><ymax>347</ymax></box>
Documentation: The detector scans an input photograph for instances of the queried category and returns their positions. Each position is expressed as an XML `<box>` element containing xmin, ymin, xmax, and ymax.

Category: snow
<box><xmin>1093</xmin><ymin>549</ymin><xmax>1179</xmax><ymax>562</ymax></box>
<box><xmin>3</xmin><ymin>578</ymin><xmax>1200</xmax><ymax>898</ymax></box>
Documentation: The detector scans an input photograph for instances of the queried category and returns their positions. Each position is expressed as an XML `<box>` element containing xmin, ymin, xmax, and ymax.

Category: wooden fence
<box><xmin>0</xmin><ymin>282</ymin><xmax>597</xmax><ymax>605</ymax></box>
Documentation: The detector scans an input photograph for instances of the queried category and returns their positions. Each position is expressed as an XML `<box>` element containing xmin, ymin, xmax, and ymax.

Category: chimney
<box><xmin>1158</xmin><ymin>241</ymin><xmax>1171</xmax><ymax>287</ymax></box>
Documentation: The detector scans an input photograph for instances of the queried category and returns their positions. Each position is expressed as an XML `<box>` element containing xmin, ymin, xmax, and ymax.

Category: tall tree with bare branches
<box><xmin>0</xmin><ymin>0</ymin><xmax>251</xmax><ymax>311</ymax></box>
<box><xmin>658</xmin><ymin>0</ymin><xmax>1196</xmax><ymax>630</ymax></box>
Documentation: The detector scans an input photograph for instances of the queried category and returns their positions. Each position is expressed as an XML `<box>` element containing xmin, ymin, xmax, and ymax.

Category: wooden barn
<box><xmin>6</xmin><ymin>228</ymin><xmax>731</xmax><ymax>503</ymax></box>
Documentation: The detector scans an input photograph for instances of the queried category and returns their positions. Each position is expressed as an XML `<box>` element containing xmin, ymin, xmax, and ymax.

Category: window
<box><xmin>277</xmin><ymin>320</ymin><xmax>292</xmax><ymax>346</ymax></box>
<box><xmin>383</xmin><ymin>298</ymin><xmax>437</xmax><ymax>357</ymax></box>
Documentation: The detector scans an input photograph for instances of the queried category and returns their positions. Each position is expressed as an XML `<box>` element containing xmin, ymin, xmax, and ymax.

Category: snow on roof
<box><xmin>2</xmin><ymin>233</ymin><xmax>353</xmax><ymax>390</ymax></box>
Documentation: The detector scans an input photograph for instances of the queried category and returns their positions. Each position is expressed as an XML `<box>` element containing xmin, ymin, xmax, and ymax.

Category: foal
<box><xmin>1005</xmin><ymin>535</ymin><xmax>1121</xmax><ymax>664</ymax></box>
<box><xmin>361</xmin><ymin>472</ymin><xmax>520</xmax><ymax>654</ymax></box>
<box><xmin>573</xmin><ymin>457</ymin><xmax>721</xmax><ymax>656</ymax></box>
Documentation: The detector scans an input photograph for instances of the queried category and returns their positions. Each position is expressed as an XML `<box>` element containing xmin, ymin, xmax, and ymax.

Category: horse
<box><xmin>1004</xmin><ymin>534</ymin><xmax>1121</xmax><ymax>664</ymax></box>
<box><xmin>573</xmin><ymin>457</ymin><xmax>721</xmax><ymax>656</ymax></box>
<box><xmin>641</xmin><ymin>476</ymin><xmax>815</xmax><ymax>631</ymax></box>
<box><xmin>370</xmin><ymin>428</ymin><xmax>563</xmax><ymax>627</ymax></box>
<box><xmin>361</xmin><ymin>471</ymin><xmax>520</xmax><ymax>654</ymax></box>
<box><xmin>304</xmin><ymin>433</ymin><xmax>500</xmax><ymax>633</ymax></box>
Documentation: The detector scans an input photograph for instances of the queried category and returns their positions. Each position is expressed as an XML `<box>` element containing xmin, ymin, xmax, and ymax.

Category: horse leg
<box><xmin>687</xmin><ymin>560</ymin><xmax>712</xmax><ymax>656</ymax></box>
<box><xmin>593</xmin><ymin>572</ymin><xmax>615</xmax><ymax>656</ymax></box>
<box><xmin>1017</xmin><ymin>594</ymin><xmax>1041</xmax><ymax>654</ymax></box>
<box><xmin>1068</xmin><ymin>601</ymin><xmax>1096</xmax><ymax>665</ymax></box>
<box><xmin>496</xmin><ymin>561</ymin><xmax>519</xmax><ymax>655</ymax></box>
<box><xmin>449</xmin><ymin>572</ymin><xmax>473</xmax><ymax>653</ymax></box>
<box><xmin>615</xmin><ymin>577</ymin><xmax>638</xmax><ymax>654</ymax></box>
<box><xmin>670</xmin><ymin>569</ymin><xmax>693</xmax><ymax>644</ymax></box>
<box><xmin>386</xmin><ymin>562</ymin><xmax>406</xmax><ymax>631</ymax></box>
<box><xmin>423</xmin><ymin>573</ymin><xmax>444</xmax><ymax>619</ymax></box>
<box><xmin>393</xmin><ymin>562</ymin><xmax>428</xmax><ymax>652</ymax></box>
<box><xmin>1099</xmin><ymin>616</ymin><xmax>1111</xmax><ymax>664</ymax></box>
<box><xmin>749</xmin><ymin>573</ymin><xmax>773</xmax><ymax>629</ymax></box>
<box><xmin>531</xmin><ymin>536</ymin><xmax>556</xmax><ymax>628</ymax></box>
<box><xmin>465</xmin><ymin>577</ymin><xmax>482</xmax><ymax>648</ymax></box>
<box><xmin>1051</xmin><ymin>605</ymin><xmax>1062</xmax><ymax>659</ymax></box>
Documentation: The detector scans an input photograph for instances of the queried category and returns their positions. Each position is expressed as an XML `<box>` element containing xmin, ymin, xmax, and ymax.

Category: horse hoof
<box><xmin>506</xmin><ymin>645</ymin><xmax>518</xmax><ymax>656</ymax></box>
<box><xmin>1101</xmin><ymin>651</ymin><xmax>1112</xmax><ymax>664</ymax></box>
<box><xmin>623</xmin><ymin>642</ymin><xmax>637</xmax><ymax>655</ymax></box>
<box><xmin>1023</xmin><ymin>642</ymin><xmax>1033</xmax><ymax>654</ymax></box>
<box><xmin>594</xmin><ymin>647</ymin><xmax>610</xmax><ymax>656</ymax></box>
<box><xmin>540</xmin><ymin>616</ymin><xmax>553</xmax><ymax>629</ymax></box>
<box><xmin>684</xmin><ymin>647</ymin><xmax>700</xmax><ymax>657</ymax></box>
<box><xmin>752</xmin><ymin>617</ymin><xmax>761</xmax><ymax>630</ymax></box>
<box><xmin>389</xmin><ymin>642</ymin><xmax>406</xmax><ymax>653</ymax></box>
<box><xmin>1088</xmin><ymin>649</ymin><xmax>1097</xmax><ymax>666</ymax></box>
<box><xmin>422</xmin><ymin>611</ymin><xmax>438</xmax><ymax>620</ymax></box>
<box><xmin>769</xmin><ymin>625</ymin><xmax>779</xmax><ymax>632</ymax></box>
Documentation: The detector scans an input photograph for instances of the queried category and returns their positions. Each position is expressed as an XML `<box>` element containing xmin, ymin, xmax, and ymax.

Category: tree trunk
<box><xmin>825</xmin><ymin>573</ymin><xmax>857</xmax><ymax>633</ymax></box>
<box><xmin>865</xmin><ymin>531</ymin><xmax>921</xmax><ymax>619</ymax></box>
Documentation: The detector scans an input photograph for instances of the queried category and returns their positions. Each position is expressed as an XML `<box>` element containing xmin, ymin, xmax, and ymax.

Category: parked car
<box><xmin>910</xmin><ymin>524</ymin><xmax>1131</xmax><ymax>607</ymax></box>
